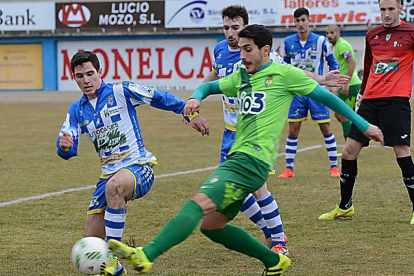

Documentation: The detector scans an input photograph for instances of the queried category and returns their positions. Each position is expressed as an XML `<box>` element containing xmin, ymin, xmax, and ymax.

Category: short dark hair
<box><xmin>70</xmin><ymin>51</ymin><xmax>100</xmax><ymax>74</ymax></box>
<box><xmin>238</xmin><ymin>24</ymin><xmax>272</xmax><ymax>49</ymax></box>
<box><xmin>221</xmin><ymin>5</ymin><xmax>249</xmax><ymax>25</ymax></box>
<box><xmin>294</xmin><ymin>7</ymin><xmax>310</xmax><ymax>18</ymax></box>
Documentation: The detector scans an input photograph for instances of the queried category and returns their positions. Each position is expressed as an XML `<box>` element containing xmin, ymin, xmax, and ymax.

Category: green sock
<box><xmin>201</xmin><ymin>224</ymin><xmax>279</xmax><ymax>268</ymax></box>
<box><xmin>143</xmin><ymin>200</ymin><xmax>203</xmax><ymax>262</ymax></box>
<box><xmin>341</xmin><ymin>121</ymin><xmax>351</xmax><ymax>141</ymax></box>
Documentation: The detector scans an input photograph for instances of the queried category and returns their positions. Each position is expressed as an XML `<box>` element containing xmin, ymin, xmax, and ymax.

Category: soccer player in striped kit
<box><xmin>279</xmin><ymin>7</ymin><xmax>341</xmax><ymax>179</ymax></box>
<box><xmin>57</xmin><ymin>51</ymin><xmax>209</xmax><ymax>276</ymax></box>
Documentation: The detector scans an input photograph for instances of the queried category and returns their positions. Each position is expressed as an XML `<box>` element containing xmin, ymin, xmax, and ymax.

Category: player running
<box><xmin>202</xmin><ymin>5</ymin><xmax>350</xmax><ymax>256</ymax></box>
<box><xmin>57</xmin><ymin>51</ymin><xmax>208</xmax><ymax>276</ymax></box>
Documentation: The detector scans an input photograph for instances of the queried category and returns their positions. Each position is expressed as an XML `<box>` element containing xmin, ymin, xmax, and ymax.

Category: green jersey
<box><xmin>218</xmin><ymin>62</ymin><xmax>317</xmax><ymax>169</ymax></box>
<box><xmin>334</xmin><ymin>37</ymin><xmax>361</xmax><ymax>86</ymax></box>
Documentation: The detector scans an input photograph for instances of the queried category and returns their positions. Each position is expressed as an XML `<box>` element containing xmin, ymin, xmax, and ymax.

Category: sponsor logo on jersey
<box><xmin>238</xmin><ymin>91</ymin><xmax>266</xmax><ymax>115</ymax></box>
<box><xmin>103</xmin><ymin>107</ymin><xmax>121</xmax><ymax>118</ymax></box>
<box><xmin>373</xmin><ymin>58</ymin><xmax>399</xmax><ymax>74</ymax></box>
<box><xmin>92</xmin><ymin>123</ymin><xmax>127</xmax><ymax>152</ymax></box>
<box><xmin>224</xmin><ymin>102</ymin><xmax>238</xmax><ymax>114</ymax></box>
<box><xmin>265</xmin><ymin>76</ymin><xmax>273</xmax><ymax>87</ymax></box>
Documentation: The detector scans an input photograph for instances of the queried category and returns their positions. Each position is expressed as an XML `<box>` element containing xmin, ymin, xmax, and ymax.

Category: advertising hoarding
<box><xmin>0</xmin><ymin>2</ymin><xmax>55</xmax><ymax>31</ymax></box>
<box><xmin>58</xmin><ymin>39</ymin><xmax>216</xmax><ymax>91</ymax></box>
<box><xmin>0</xmin><ymin>44</ymin><xmax>43</xmax><ymax>90</ymax></box>
<box><xmin>56</xmin><ymin>1</ymin><xmax>164</xmax><ymax>30</ymax></box>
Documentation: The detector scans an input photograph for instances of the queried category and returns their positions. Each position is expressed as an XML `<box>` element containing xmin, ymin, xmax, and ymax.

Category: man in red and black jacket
<box><xmin>319</xmin><ymin>0</ymin><xmax>414</xmax><ymax>224</ymax></box>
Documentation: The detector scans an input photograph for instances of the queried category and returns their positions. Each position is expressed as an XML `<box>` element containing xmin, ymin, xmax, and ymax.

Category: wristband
<box><xmin>188</xmin><ymin>111</ymin><xmax>200</xmax><ymax>121</ymax></box>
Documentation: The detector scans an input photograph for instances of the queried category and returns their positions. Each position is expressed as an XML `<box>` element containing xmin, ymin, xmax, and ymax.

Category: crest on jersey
<box><xmin>108</xmin><ymin>95</ymin><xmax>114</xmax><ymax>106</ymax></box>
<box><xmin>386</xmin><ymin>34</ymin><xmax>392</xmax><ymax>41</ymax></box>
<box><xmin>265</xmin><ymin>76</ymin><xmax>273</xmax><ymax>87</ymax></box>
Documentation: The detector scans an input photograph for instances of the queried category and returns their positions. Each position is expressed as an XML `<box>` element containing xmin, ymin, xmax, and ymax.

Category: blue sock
<box><xmin>257</xmin><ymin>192</ymin><xmax>285</xmax><ymax>247</ymax></box>
<box><xmin>324</xmin><ymin>133</ymin><xmax>338</xmax><ymax>168</ymax></box>
<box><xmin>241</xmin><ymin>194</ymin><xmax>271</xmax><ymax>239</ymax></box>
<box><xmin>286</xmin><ymin>136</ymin><xmax>298</xmax><ymax>170</ymax></box>
<box><xmin>105</xmin><ymin>207</ymin><xmax>127</xmax><ymax>275</ymax></box>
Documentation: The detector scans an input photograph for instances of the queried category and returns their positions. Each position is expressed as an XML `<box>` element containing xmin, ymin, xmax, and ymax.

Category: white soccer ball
<box><xmin>71</xmin><ymin>237</ymin><xmax>110</xmax><ymax>275</ymax></box>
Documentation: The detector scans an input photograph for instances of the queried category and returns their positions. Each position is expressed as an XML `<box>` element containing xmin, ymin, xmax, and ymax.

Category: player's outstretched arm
<box><xmin>307</xmin><ymin>85</ymin><xmax>384</xmax><ymax>145</ymax></box>
<box><xmin>304</xmin><ymin>70</ymin><xmax>350</xmax><ymax>87</ymax></box>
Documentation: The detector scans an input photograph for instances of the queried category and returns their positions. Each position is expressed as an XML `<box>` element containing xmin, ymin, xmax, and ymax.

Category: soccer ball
<box><xmin>71</xmin><ymin>237</ymin><xmax>110</xmax><ymax>275</ymax></box>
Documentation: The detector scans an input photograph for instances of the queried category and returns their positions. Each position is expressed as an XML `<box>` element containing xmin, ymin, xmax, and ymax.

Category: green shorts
<box><xmin>199</xmin><ymin>151</ymin><xmax>269</xmax><ymax>220</ymax></box>
<box><xmin>338</xmin><ymin>83</ymin><xmax>360</xmax><ymax>110</ymax></box>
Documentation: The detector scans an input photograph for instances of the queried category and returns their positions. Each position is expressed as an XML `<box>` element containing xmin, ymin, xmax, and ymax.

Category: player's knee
<box><xmin>105</xmin><ymin>178</ymin><xmax>126</xmax><ymax>198</ymax></box>
<box><xmin>319</xmin><ymin>123</ymin><xmax>331</xmax><ymax>133</ymax></box>
<box><xmin>341</xmin><ymin>146</ymin><xmax>356</xmax><ymax>160</ymax></box>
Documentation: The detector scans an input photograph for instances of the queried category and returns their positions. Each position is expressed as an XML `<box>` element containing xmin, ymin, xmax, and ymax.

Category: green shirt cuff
<box><xmin>307</xmin><ymin>85</ymin><xmax>370</xmax><ymax>133</ymax></box>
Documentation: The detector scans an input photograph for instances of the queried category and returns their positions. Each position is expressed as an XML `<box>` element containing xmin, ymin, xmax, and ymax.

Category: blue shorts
<box><xmin>87</xmin><ymin>163</ymin><xmax>154</xmax><ymax>215</ymax></box>
<box><xmin>287</xmin><ymin>95</ymin><xmax>330</xmax><ymax>123</ymax></box>
<box><xmin>220</xmin><ymin>128</ymin><xmax>236</xmax><ymax>164</ymax></box>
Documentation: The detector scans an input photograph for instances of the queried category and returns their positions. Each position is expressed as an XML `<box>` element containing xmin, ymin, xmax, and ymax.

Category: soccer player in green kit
<box><xmin>108</xmin><ymin>25</ymin><xmax>383</xmax><ymax>276</ymax></box>
<box><xmin>326</xmin><ymin>24</ymin><xmax>362</xmax><ymax>140</ymax></box>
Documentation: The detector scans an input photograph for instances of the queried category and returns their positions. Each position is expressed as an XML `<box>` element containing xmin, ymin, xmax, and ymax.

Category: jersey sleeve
<box><xmin>284</xmin><ymin>66</ymin><xmax>318</xmax><ymax>96</ymax></box>
<box><xmin>283</xmin><ymin>40</ymin><xmax>291</xmax><ymax>64</ymax></box>
<box><xmin>337</xmin><ymin>43</ymin><xmax>353</xmax><ymax>60</ymax></box>
<box><xmin>218</xmin><ymin>68</ymin><xmax>241</xmax><ymax>97</ymax></box>
<box><xmin>56</xmin><ymin>102</ymin><xmax>82</xmax><ymax>160</ymax></box>
<box><xmin>360</xmin><ymin>35</ymin><xmax>373</xmax><ymax>95</ymax></box>
<box><xmin>212</xmin><ymin>44</ymin><xmax>219</xmax><ymax>74</ymax></box>
<box><xmin>123</xmin><ymin>81</ymin><xmax>185</xmax><ymax>114</ymax></box>
<box><xmin>323</xmin><ymin>38</ymin><xmax>339</xmax><ymax>71</ymax></box>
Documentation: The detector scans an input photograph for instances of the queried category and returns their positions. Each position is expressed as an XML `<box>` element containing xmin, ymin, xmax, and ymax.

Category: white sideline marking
<box><xmin>0</xmin><ymin>145</ymin><xmax>325</xmax><ymax>208</ymax></box>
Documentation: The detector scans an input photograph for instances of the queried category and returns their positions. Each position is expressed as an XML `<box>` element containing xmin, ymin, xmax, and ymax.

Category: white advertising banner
<box><xmin>165</xmin><ymin>0</ymin><xmax>279</xmax><ymax>28</ymax></box>
<box><xmin>165</xmin><ymin>0</ymin><xmax>382</xmax><ymax>28</ymax></box>
<box><xmin>58</xmin><ymin>39</ymin><xmax>216</xmax><ymax>91</ymax></box>
<box><xmin>278</xmin><ymin>0</ymin><xmax>381</xmax><ymax>25</ymax></box>
<box><xmin>0</xmin><ymin>2</ymin><xmax>55</xmax><ymax>31</ymax></box>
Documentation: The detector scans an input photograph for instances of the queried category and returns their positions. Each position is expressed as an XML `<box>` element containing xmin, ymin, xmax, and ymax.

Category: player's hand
<box><xmin>363</xmin><ymin>125</ymin><xmax>384</xmax><ymax>146</ymax></box>
<box><xmin>190</xmin><ymin>115</ymin><xmax>210</xmax><ymax>136</ymax></box>
<box><xmin>59</xmin><ymin>131</ymin><xmax>73</xmax><ymax>150</ymax></box>
<box><xmin>325</xmin><ymin>70</ymin><xmax>350</xmax><ymax>87</ymax></box>
<box><xmin>341</xmin><ymin>84</ymin><xmax>349</xmax><ymax>97</ymax></box>
<box><xmin>184</xmin><ymin>99</ymin><xmax>201</xmax><ymax>117</ymax></box>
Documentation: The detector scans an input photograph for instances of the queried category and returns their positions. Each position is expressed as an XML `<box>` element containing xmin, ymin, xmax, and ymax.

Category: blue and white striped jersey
<box><xmin>57</xmin><ymin>81</ymin><xmax>185</xmax><ymax>175</ymax></box>
<box><xmin>212</xmin><ymin>40</ymin><xmax>285</xmax><ymax>130</ymax></box>
<box><xmin>283</xmin><ymin>31</ymin><xmax>338</xmax><ymax>75</ymax></box>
